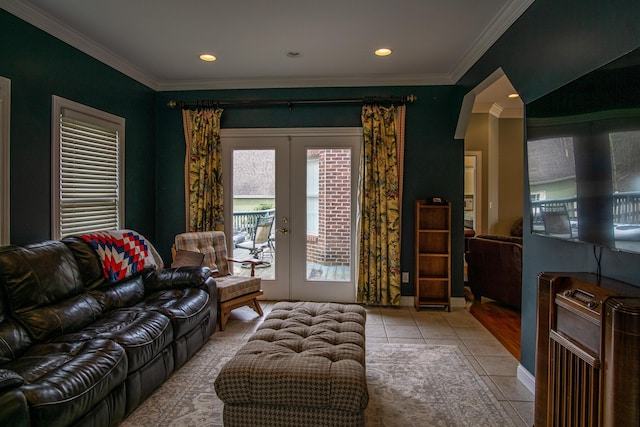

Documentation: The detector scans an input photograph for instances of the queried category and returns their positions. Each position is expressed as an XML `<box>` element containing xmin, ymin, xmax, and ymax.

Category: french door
<box><xmin>221</xmin><ymin>128</ymin><xmax>361</xmax><ymax>302</ymax></box>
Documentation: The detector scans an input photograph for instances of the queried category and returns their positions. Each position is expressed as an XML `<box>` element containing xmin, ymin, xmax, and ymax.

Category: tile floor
<box><xmin>216</xmin><ymin>301</ymin><xmax>534</xmax><ymax>427</ymax></box>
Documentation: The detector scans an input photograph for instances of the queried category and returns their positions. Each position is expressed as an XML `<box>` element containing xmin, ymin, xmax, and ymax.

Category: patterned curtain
<box><xmin>357</xmin><ymin>104</ymin><xmax>405</xmax><ymax>305</ymax></box>
<box><xmin>182</xmin><ymin>108</ymin><xmax>224</xmax><ymax>232</ymax></box>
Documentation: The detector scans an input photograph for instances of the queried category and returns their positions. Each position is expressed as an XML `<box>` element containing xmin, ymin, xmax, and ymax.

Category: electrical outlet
<box><xmin>402</xmin><ymin>272</ymin><xmax>409</xmax><ymax>283</ymax></box>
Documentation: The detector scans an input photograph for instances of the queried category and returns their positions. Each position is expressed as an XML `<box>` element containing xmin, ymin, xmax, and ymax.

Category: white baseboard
<box><xmin>401</xmin><ymin>296</ymin><xmax>413</xmax><ymax>306</ymax></box>
<box><xmin>517</xmin><ymin>364</ymin><xmax>535</xmax><ymax>394</ymax></box>
<box><xmin>450</xmin><ymin>296</ymin><xmax>466</xmax><ymax>308</ymax></box>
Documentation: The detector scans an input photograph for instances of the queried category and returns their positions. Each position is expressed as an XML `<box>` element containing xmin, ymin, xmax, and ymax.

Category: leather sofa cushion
<box><xmin>62</xmin><ymin>237</ymin><xmax>108</xmax><ymax>289</ymax></box>
<box><xmin>54</xmin><ymin>309</ymin><xmax>173</xmax><ymax>373</ymax></box>
<box><xmin>17</xmin><ymin>293</ymin><xmax>103</xmax><ymax>342</ymax></box>
<box><xmin>4</xmin><ymin>339</ymin><xmax>127</xmax><ymax>427</ymax></box>
<box><xmin>0</xmin><ymin>241</ymin><xmax>83</xmax><ymax>312</ymax></box>
<box><xmin>90</xmin><ymin>276</ymin><xmax>146</xmax><ymax>312</ymax></box>
<box><xmin>138</xmin><ymin>288</ymin><xmax>210</xmax><ymax>339</ymax></box>
<box><xmin>0</xmin><ymin>241</ymin><xmax>104</xmax><ymax>341</ymax></box>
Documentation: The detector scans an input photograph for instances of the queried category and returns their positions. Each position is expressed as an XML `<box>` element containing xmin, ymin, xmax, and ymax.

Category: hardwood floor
<box><xmin>467</xmin><ymin>296</ymin><xmax>521</xmax><ymax>360</ymax></box>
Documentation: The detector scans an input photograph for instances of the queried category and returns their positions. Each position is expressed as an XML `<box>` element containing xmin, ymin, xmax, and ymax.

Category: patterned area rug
<box><xmin>122</xmin><ymin>339</ymin><xmax>516</xmax><ymax>427</ymax></box>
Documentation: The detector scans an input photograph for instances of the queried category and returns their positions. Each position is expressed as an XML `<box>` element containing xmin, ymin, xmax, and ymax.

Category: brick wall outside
<box><xmin>307</xmin><ymin>149</ymin><xmax>352</xmax><ymax>266</ymax></box>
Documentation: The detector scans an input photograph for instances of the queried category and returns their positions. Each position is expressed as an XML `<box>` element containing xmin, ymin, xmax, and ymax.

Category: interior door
<box><xmin>221</xmin><ymin>128</ymin><xmax>361</xmax><ymax>302</ymax></box>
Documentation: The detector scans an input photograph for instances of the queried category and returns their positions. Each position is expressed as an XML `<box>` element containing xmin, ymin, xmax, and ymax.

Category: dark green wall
<box><xmin>0</xmin><ymin>10</ymin><xmax>156</xmax><ymax>244</ymax></box>
<box><xmin>458</xmin><ymin>0</ymin><xmax>640</xmax><ymax>374</ymax></box>
<box><xmin>155</xmin><ymin>87</ymin><xmax>466</xmax><ymax>295</ymax></box>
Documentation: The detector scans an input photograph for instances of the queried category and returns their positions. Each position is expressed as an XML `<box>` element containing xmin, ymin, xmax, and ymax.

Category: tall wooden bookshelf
<box><xmin>415</xmin><ymin>200</ymin><xmax>451</xmax><ymax>311</ymax></box>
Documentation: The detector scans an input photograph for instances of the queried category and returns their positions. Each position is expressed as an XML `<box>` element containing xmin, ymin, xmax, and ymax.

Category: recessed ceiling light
<box><xmin>508</xmin><ymin>93</ymin><xmax>520</xmax><ymax>98</ymax></box>
<box><xmin>375</xmin><ymin>48</ymin><xmax>392</xmax><ymax>57</ymax></box>
<box><xmin>199</xmin><ymin>54</ymin><xmax>217</xmax><ymax>62</ymax></box>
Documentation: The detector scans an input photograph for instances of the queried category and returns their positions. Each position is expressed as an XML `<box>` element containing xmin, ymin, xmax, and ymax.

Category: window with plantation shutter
<box><xmin>52</xmin><ymin>96</ymin><xmax>124</xmax><ymax>239</ymax></box>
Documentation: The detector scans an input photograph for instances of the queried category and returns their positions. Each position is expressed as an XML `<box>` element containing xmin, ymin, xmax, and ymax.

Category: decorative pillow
<box><xmin>171</xmin><ymin>249</ymin><xmax>205</xmax><ymax>268</ymax></box>
<box><xmin>79</xmin><ymin>229</ymin><xmax>160</xmax><ymax>283</ymax></box>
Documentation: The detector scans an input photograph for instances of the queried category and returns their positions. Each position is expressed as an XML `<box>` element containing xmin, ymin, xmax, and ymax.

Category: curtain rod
<box><xmin>167</xmin><ymin>94</ymin><xmax>416</xmax><ymax>109</ymax></box>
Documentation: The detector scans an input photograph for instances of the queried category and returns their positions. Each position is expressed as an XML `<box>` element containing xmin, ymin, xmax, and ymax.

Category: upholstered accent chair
<box><xmin>173</xmin><ymin>231</ymin><xmax>264</xmax><ymax>330</ymax></box>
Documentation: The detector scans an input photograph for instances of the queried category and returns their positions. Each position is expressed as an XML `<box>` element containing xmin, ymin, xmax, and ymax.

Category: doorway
<box><xmin>456</xmin><ymin>70</ymin><xmax>524</xmax><ymax>356</ymax></box>
<box><xmin>221</xmin><ymin>128</ymin><xmax>362</xmax><ymax>302</ymax></box>
<box><xmin>464</xmin><ymin>151</ymin><xmax>482</xmax><ymax>234</ymax></box>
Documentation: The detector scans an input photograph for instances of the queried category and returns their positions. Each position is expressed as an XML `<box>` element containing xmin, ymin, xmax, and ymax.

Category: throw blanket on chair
<box><xmin>79</xmin><ymin>229</ymin><xmax>162</xmax><ymax>282</ymax></box>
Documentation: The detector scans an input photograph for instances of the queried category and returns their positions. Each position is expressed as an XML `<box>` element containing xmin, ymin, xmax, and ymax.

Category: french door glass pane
<box><xmin>232</xmin><ymin>149</ymin><xmax>275</xmax><ymax>279</ymax></box>
<box><xmin>306</xmin><ymin>148</ymin><xmax>351</xmax><ymax>281</ymax></box>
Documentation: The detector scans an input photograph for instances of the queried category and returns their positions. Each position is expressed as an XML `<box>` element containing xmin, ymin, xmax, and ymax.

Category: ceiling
<box><xmin>3</xmin><ymin>0</ymin><xmax>533</xmax><ymax>96</ymax></box>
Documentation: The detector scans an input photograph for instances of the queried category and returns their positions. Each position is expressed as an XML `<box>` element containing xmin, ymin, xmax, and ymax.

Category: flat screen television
<box><xmin>526</xmin><ymin>46</ymin><xmax>640</xmax><ymax>253</ymax></box>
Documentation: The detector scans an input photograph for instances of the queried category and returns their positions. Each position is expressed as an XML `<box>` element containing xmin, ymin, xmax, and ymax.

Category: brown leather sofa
<box><xmin>465</xmin><ymin>235</ymin><xmax>522</xmax><ymax>310</ymax></box>
<box><xmin>0</xmin><ymin>236</ymin><xmax>217</xmax><ymax>427</ymax></box>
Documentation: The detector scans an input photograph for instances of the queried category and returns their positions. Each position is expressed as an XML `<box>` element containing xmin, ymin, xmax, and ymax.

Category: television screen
<box><xmin>526</xmin><ymin>47</ymin><xmax>640</xmax><ymax>253</ymax></box>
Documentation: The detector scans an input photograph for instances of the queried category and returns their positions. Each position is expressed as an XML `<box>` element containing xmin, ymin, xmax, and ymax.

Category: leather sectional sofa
<box><xmin>0</xmin><ymin>235</ymin><xmax>217</xmax><ymax>427</ymax></box>
<box><xmin>465</xmin><ymin>234</ymin><xmax>522</xmax><ymax>310</ymax></box>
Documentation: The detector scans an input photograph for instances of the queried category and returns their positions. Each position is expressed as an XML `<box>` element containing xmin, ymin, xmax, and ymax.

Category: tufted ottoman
<box><xmin>214</xmin><ymin>301</ymin><xmax>368</xmax><ymax>427</ymax></box>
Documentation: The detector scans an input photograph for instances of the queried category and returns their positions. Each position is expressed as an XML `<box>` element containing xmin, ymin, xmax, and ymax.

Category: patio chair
<box><xmin>541</xmin><ymin>202</ymin><xmax>573</xmax><ymax>238</ymax></box>
<box><xmin>235</xmin><ymin>214</ymin><xmax>275</xmax><ymax>264</ymax></box>
<box><xmin>173</xmin><ymin>231</ymin><xmax>264</xmax><ymax>331</ymax></box>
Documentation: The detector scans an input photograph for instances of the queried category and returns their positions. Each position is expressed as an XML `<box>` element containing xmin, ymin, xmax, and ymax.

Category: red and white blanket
<box><xmin>79</xmin><ymin>229</ymin><xmax>163</xmax><ymax>282</ymax></box>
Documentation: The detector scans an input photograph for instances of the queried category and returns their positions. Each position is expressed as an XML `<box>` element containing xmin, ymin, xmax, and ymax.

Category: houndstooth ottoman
<box><xmin>214</xmin><ymin>301</ymin><xmax>368</xmax><ymax>427</ymax></box>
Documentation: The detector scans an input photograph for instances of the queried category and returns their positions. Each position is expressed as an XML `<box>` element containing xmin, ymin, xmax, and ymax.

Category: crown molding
<box><xmin>489</xmin><ymin>103</ymin><xmax>505</xmax><ymax>118</ymax></box>
<box><xmin>472</xmin><ymin>102</ymin><xmax>523</xmax><ymax>119</ymax></box>
<box><xmin>450</xmin><ymin>0</ymin><xmax>535</xmax><ymax>83</ymax></box>
<box><xmin>156</xmin><ymin>73</ymin><xmax>454</xmax><ymax>92</ymax></box>
<box><xmin>500</xmin><ymin>107</ymin><xmax>524</xmax><ymax>119</ymax></box>
<box><xmin>472</xmin><ymin>101</ymin><xmax>496</xmax><ymax>114</ymax></box>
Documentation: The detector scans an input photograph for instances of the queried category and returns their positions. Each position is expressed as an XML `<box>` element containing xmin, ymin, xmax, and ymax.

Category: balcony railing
<box><xmin>531</xmin><ymin>193</ymin><xmax>640</xmax><ymax>226</ymax></box>
<box><xmin>232</xmin><ymin>208</ymin><xmax>275</xmax><ymax>237</ymax></box>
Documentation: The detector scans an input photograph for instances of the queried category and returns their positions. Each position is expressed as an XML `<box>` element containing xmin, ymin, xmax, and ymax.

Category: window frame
<box><xmin>306</xmin><ymin>153</ymin><xmax>319</xmax><ymax>235</ymax></box>
<box><xmin>51</xmin><ymin>95</ymin><xmax>125</xmax><ymax>239</ymax></box>
<box><xmin>0</xmin><ymin>76</ymin><xmax>10</xmax><ymax>245</ymax></box>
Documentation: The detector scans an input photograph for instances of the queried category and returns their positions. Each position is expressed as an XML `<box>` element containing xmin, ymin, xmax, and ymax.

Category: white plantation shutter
<box><xmin>52</xmin><ymin>96</ymin><xmax>124</xmax><ymax>239</ymax></box>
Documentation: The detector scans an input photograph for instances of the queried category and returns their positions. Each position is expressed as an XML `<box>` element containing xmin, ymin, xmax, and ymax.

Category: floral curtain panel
<box><xmin>181</xmin><ymin>108</ymin><xmax>224</xmax><ymax>232</ymax></box>
<box><xmin>357</xmin><ymin>104</ymin><xmax>405</xmax><ymax>305</ymax></box>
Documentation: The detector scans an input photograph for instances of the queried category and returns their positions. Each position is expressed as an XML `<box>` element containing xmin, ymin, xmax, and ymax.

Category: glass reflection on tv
<box><xmin>526</xmin><ymin>46</ymin><xmax>640</xmax><ymax>253</ymax></box>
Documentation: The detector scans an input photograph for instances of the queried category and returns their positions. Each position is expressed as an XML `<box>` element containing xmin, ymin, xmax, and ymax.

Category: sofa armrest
<box><xmin>0</xmin><ymin>369</ymin><xmax>24</xmax><ymax>391</ymax></box>
<box><xmin>466</xmin><ymin>236</ymin><xmax>522</xmax><ymax>309</ymax></box>
<box><xmin>143</xmin><ymin>266</ymin><xmax>213</xmax><ymax>293</ymax></box>
<box><xmin>0</xmin><ymin>388</ymin><xmax>29</xmax><ymax>427</ymax></box>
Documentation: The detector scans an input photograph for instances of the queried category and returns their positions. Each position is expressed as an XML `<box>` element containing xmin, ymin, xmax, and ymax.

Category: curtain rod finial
<box><xmin>167</xmin><ymin>100</ymin><xmax>177</xmax><ymax>108</ymax></box>
<box><xmin>407</xmin><ymin>94</ymin><xmax>417</xmax><ymax>103</ymax></box>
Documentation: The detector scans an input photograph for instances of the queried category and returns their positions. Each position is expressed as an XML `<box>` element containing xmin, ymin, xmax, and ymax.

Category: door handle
<box><xmin>277</xmin><ymin>216</ymin><xmax>289</xmax><ymax>234</ymax></box>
